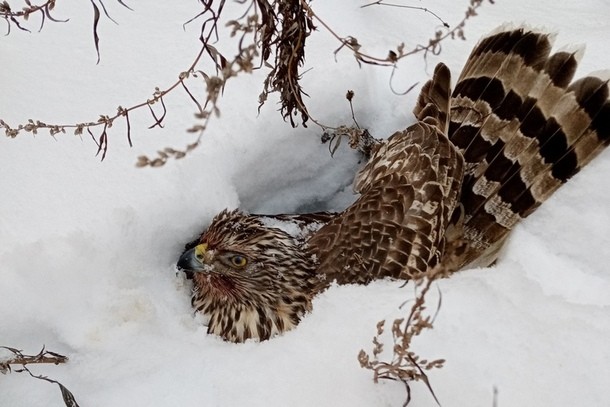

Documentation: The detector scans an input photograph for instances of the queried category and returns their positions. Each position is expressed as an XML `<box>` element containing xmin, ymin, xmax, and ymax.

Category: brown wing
<box><xmin>443</xmin><ymin>26</ymin><xmax>610</xmax><ymax>270</ymax></box>
<box><xmin>307</xmin><ymin>64</ymin><xmax>464</xmax><ymax>284</ymax></box>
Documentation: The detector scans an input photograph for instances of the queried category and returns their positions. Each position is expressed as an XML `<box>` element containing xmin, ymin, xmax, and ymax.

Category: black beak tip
<box><xmin>176</xmin><ymin>256</ymin><xmax>190</xmax><ymax>271</ymax></box>
<box><xmin>177</xmin><ymin>250</ymin><xmax>195</xmax><ymax>280</ymax></box>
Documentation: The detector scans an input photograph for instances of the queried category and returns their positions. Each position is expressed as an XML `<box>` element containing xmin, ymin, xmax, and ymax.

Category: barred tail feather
<box><xmin>444</xmin><ymin>26</ymin><xmax>610</xmax><ymax>270</ymax></box>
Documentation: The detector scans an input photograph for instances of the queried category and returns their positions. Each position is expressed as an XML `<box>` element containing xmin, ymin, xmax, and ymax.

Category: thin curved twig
<box><xmin>1</xmin><ymin>44</ymin><xmax>208</xmax><ymax>152</ymax></box>
<box><xmin>0</xmin><ymin>0</ymin><xmax>68</xmax><ymax>34</ymax></box>
<box><xmin>361</xmin><ymin>1</ymin><xmax>449</xmax><ymax>28</ymax></box>
<box><xmin>300</xmin><ymin>0</ymin><xmax>489</xmax><ymax>66</ymax></box>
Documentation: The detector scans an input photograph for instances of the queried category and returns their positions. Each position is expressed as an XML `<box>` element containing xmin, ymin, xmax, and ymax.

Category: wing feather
<box><xmin>308</xmin><ymin>64</ymin><xmax>464</xmax><ymax>283</ymax></box>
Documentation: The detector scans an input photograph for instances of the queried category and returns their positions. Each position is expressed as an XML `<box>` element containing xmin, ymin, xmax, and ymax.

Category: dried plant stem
<box><xmin>3</xmin><ymin>0</ymin><xmax>493</xmax><ymax>166</ymax></box>
<box><xmin>360</xmin><ymin>1</ymin><xmax>449</xmax><ymax>28</ymax></box>
<box><xmin>301</xmin><ymin>0</ymin><xmax>490</xmax><ymax>66</ymax></box>
<box><xmin>0</xmin><ymin>345</ymin><xmax>68</xmax><ymax>369</ymax></box>
<box><xmin>0</xmin><ymin>0</ymin><xmax>56</xmax><ymax>18</ymax></box>
<box><xmin>3</xmin><ymin>354</ymin><xmax>68</xmax><ymax>365</ymax></box>
<box><xmin>358</xmin><ymin>266</ymin><xmax>449</xmax><ymax>406</ymax></box>
<box><xmin>1</xmin><ymin>346</ymin><xmax>79</xmax><ymax>407</ymax></box>
<box><xmin>0</xmin><ymin>0</ymin><xmax>65</xmax><ymax>33</ymax></box>
<box><xmin>0</xmin><ymin>44</ymin><xmax>208</xmax><ymax>157</ymax></box>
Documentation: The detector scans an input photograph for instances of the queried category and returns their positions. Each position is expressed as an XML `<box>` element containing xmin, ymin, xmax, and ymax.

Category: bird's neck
<box><xmin>191</xmin><ymin>273</ymin><xmax>318</xmax><ymax>342</ymax></box>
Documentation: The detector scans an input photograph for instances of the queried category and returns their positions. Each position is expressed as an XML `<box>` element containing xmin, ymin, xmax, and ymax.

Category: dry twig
<box><xmin>0</xmin><ymin>0</ymin><xmax>67</xmax><ymax>34</ymax></box>
<box><xmin>1</xmin><ymin>345</ymin><xmax>79</xmax><ymax>407</ymax></box>
<box><xmin>358</xmin><ymin>266</ymin><xmax>450</xmax><ymax>406</ymax></box>
<box><xmin>2</xmin><ymin>0</ymin><xmax>493</xmax><ymax>166</ymax></box>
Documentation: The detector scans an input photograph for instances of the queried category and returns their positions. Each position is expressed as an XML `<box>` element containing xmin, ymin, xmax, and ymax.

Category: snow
<box><xmin>0</xmin><ymin>348</ymin><xmax>14</xmax><ymax>365</ymax></box>
<box><xmin>1</xmin><ymin>1</ymin><xmax>610</xmax><ymax>406</ymax></box>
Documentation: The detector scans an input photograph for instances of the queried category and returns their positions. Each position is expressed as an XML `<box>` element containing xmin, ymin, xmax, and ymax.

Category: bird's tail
<box><xmin>443</xmin><ymin>25</ymin><xmax>610</xmax><ymax>270</ymax></box>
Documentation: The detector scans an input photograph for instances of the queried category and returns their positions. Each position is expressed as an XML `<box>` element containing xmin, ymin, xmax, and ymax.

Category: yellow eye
<box><xmin>230</xmin><ymin>255</ymin><xmax>247</xmax><ymax>268</ymax></box>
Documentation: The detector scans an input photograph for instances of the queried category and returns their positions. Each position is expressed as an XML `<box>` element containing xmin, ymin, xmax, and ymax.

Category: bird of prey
<box><xmin>177</xmin><ymin>26</ymin><xmax>610</xmax><ymax>343</ymax></box>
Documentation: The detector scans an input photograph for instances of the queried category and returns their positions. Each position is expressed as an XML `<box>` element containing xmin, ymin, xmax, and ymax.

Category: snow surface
<box><xmin>2</xmin><ymin>1</ymin><xmax>610</xmax><ymax>406</ymax></box>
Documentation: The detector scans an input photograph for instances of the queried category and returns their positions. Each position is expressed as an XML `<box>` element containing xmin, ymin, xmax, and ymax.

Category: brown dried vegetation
<box><xmin>358</xmin><ymin>266</ymin><xmax>450</xmax><ymax>406</ymax></box>
<box><xmin>1</xmin><ymin>346</ymin><xmax>79</xmax><ymax>407</ymax></box>
<box><xmin>1</xmin><ymin>0</ymin><xmax>493</xmax><ymax>167</ymax></box>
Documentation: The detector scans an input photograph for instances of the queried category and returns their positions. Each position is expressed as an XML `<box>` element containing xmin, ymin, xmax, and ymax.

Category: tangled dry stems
<box><xmin>1</xmin><ymin>0</ymin><xmax>493</xmax><ymax>166</ymax></box>
<box><xmin>1</xmin><ymin>345</ymin><xmax>79</xmax><ymax>407</ymax></box>
<box><xmin>0</xmin><ymin>0</ymin><xmax>66</xmax><ymax>34</ymax></box>
<box><xmin>358</xmin><ymin>266</ymin><xmax>451</xmax><ymax>406</ymax></box>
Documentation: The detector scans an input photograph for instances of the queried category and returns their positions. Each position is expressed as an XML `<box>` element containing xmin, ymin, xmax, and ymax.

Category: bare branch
<box><xmin>0</xmin><ymin>345</ymin><xmax>68</xmax><ymax>370</ymax></box>
<box><xmin>1</xmin><ymin>346</ymin><xmax>79</xmax><ymax>407</ymax></box>
<box><xmin>301</xmin><ymin>0</ymin><xmax>491</xmax><ymax>66</ymax></box>
<box><xmin>0</xmin><ymin>0</ymin><xmax>68</xmax><ymax>33</ymax></box>
<box><xmin>361</xmin><ymin>1</ymin><xmax>449</xmax><ymax>28</ymax></box>
<box><xmin>2</xmin><ymin>0</ymin><xmax>493</xmax><ymax>168</ymax></box>
<box><xmin>358</xmin><ymin>266</ymin><xmax>450</xmax><ymax>406</ymax></box>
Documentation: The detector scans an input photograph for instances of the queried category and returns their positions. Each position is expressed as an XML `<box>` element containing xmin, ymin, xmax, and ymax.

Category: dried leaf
<box><xmin>90</xmin><ymin>0</ymin><xmax>101</xmax><ymax>64</ymax></box>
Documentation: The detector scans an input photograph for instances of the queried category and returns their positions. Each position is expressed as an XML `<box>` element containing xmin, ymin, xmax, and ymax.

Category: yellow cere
<box><xmin>195</xmin><ymin>243</ymin><xmax>208</xmax><ymax>261</ymax></box>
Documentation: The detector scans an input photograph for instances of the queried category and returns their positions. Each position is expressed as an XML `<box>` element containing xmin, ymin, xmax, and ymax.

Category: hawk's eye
<box><xmin>230</xmin><ymin>255</ymin><xmax>247</xmax><ymax>268</ymax></box>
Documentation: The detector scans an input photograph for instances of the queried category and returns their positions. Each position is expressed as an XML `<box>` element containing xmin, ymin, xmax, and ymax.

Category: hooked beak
<box><xmin>177</xmin><ymin>243</ymin><xmax>209</xmax><ymax>276</ymax></box>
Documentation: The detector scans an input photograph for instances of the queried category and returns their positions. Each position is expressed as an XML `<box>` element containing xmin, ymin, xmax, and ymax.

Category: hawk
<box><xmin>177</xmin><ymin>26</ymin><xmax>610</xmax><ymax>343</ymax></box>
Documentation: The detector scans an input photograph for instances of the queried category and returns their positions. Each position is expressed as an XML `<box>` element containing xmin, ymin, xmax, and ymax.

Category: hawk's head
<box><xmin>177</xmin><ymin>209</ymin><xmax>321</xmax><ymax>342</ymax></box>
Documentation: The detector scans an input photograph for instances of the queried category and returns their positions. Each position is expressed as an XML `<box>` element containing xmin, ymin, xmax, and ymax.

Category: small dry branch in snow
<box><xmin>1</xmin><ymin>345</ymin><xmax>80</xmax><ymax>407</ymax></box>
<box><xmin>358</xmin><ymin>266</ymin><xmax>450</xmax><ymax>406</ymax></box>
